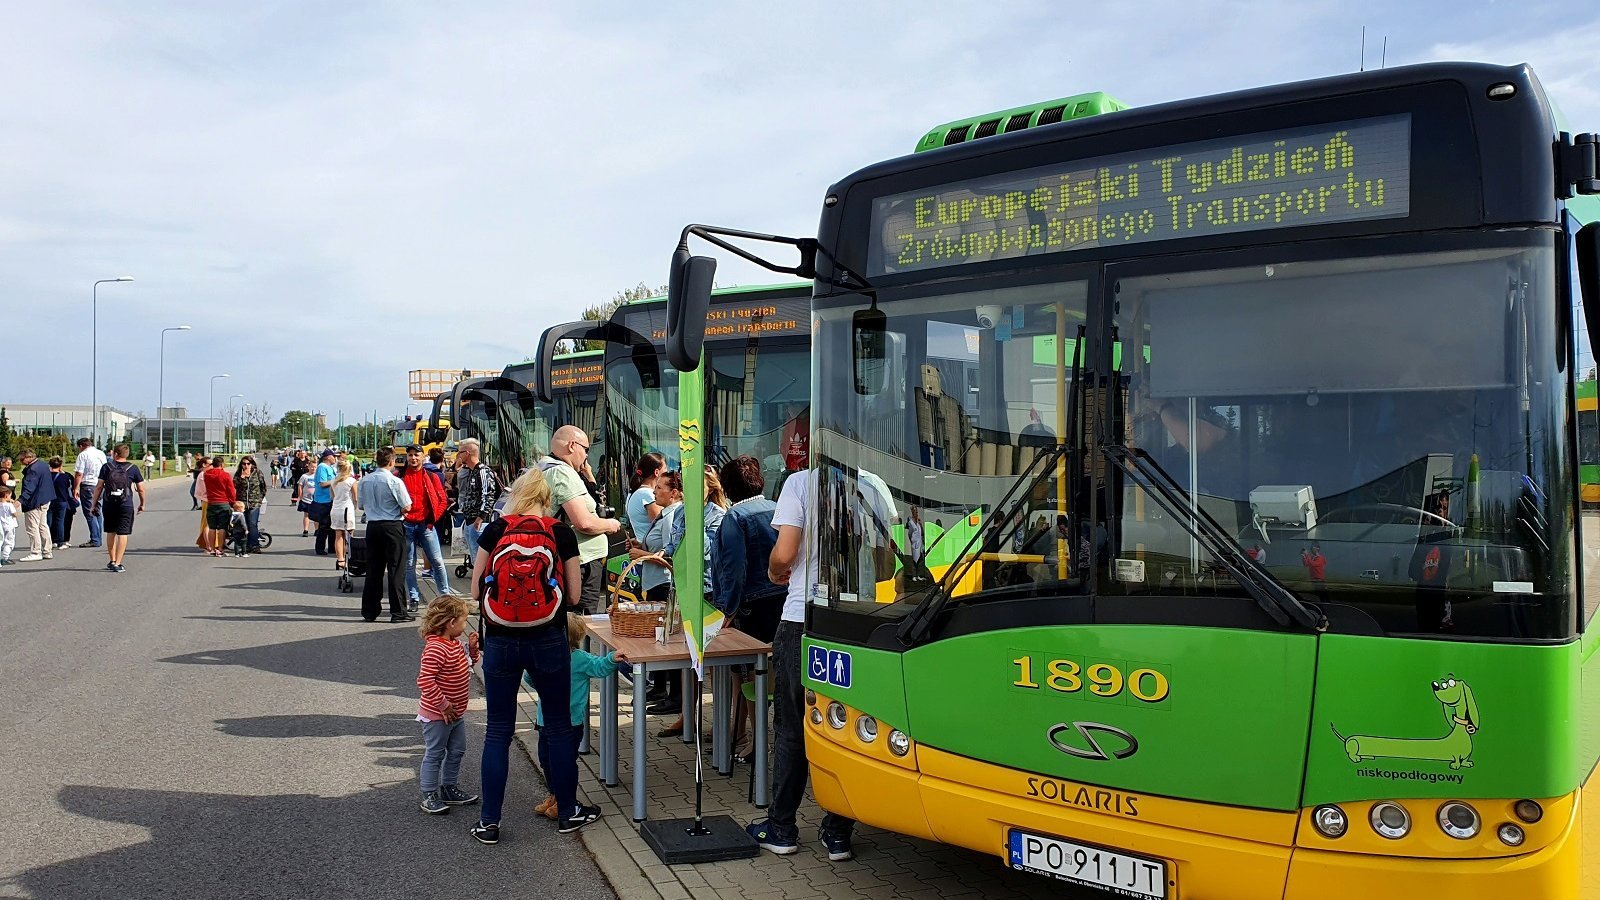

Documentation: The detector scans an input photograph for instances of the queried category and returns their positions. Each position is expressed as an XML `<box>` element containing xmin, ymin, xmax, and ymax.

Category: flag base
<box><xmin>640</xmin><ymin>815</ymin><xmax>759</xmax><ymax>864</ymax></box>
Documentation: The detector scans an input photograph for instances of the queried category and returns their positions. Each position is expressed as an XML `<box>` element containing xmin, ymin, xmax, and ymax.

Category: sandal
<box><xmin>335</xmin><ymin>561</ymin><xmax>345</xmax><ymax>570</ymax></box>
<box><xmin>658</xmin><ymin>717</ymin><xmax>684</xmax><ymax>738</ymax></box>
<box><xmin>732</xmin><ymin>736</ymin><xmax>754</xmax><ymax>764</ymax></box>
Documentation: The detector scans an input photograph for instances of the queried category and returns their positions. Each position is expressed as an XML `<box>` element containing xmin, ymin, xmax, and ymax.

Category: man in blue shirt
<box><xmin>312</xmin><ymin>448</ymin><xmax>338</xmax><ymax>556</ymax></box>
<box><xmin>356</xmin><ymin>448</ymin><xmax>413</xmax><ymax>622</ymax></box>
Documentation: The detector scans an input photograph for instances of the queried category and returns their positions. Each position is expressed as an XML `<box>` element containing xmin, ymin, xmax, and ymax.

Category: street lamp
<box><xmin>91</xmin><ymin>276</ymin><xmax>134</xmax><ymax>445</ymax></box>
<box><xmin>229</xmin><ymin>394</ymin><xmax>244</xmax><ymax>454</ymax></box>
<box><xmin>158</xmin><ymin>325</ymin><xmax>191</xmax><ymax>469</ymax></box>
<box><xmin>209</xmin><ymin>374</ymin><xmax>231</xmax><ymax>451</ymax></box>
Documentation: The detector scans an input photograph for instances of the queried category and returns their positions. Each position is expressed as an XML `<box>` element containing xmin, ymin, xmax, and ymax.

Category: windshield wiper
<box><xmin>1101</xmin><ymin>445</ymin><xmax>1325</xmax><ymax>631</ymax></box>
<box><xmin>894</xmin><ymin>441</ymin><xmax>1073</xmax><ymax>646</ymax></box>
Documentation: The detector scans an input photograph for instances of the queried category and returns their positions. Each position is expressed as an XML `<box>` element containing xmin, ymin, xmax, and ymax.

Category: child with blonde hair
<box><xmin>531</xmin><ymin>615</ymin><xmax>628</xmax><ymax>819</ymax></box>
<box><xmin>417</xmin><ymin>595</ymin><xmax>482</xmax><ymax>814</ymax></box>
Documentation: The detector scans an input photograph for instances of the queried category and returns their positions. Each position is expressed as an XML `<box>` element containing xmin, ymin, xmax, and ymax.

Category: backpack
<box><xmin>102</xmin><ymin>462</ymin><xmax>136</xmax><ymax>502</ymax></box>
<box><xmin>482</xmin><ymin>514</ymin><xmax>565</xmax><ymax>628</ymax></box>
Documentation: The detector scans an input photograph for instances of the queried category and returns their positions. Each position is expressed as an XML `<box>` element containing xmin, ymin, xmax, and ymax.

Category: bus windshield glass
<box><xmin>707</xmin><ymin>341</ymin><xmax>810</xmax><ymax>498</ymax></box>
<box><xmin>813</xmin><ymin>232</ymin><xmax>1571</xmax><ymax>640</ymax></box>
<box><xmin>813</xmin><ymin>280</ymin><xmax>1090</xmax><ymax>612</ymax></box>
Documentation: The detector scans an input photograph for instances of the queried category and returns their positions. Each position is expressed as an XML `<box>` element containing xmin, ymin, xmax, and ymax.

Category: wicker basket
<box><xmin>610</xmin><ymin>555</ymin><xmax>670</xmax><ymax>639</ymax></box>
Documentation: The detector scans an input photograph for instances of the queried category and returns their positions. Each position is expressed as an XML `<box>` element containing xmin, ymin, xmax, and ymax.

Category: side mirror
<box><xmin>852</xmin><ymin>306</ymin><xmax>889</xmax><ymax>395</ymax></box>
<box><xmin>667</xmin><ymin>252</ymin><xmax>716</xmax><ymax>372</ymax></box>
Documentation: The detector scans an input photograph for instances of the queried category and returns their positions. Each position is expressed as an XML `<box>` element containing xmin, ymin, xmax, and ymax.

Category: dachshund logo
<box><xmin>1331</xmin><ymin>675</ymin><xmax>1479</xmax><ymax>770</ymax></box>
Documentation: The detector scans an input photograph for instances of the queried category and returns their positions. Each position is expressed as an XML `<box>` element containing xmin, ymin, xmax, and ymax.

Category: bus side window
<box><xmin>1573</xmin><ymin>217</ymin><xmax>1600</xmax><ymax>628</ymax></box>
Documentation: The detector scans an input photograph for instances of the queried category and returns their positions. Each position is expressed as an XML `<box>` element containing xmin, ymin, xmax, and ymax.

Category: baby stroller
<box><xmin>340</xmin><ymin>530</ymin><xmax>368</xmax><ymax>593</ymax></box>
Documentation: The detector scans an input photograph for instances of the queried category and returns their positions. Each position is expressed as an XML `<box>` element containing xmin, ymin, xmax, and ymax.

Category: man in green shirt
<box><xmin>540</xmin><ymin>425</ymin><xmax>621</xmax><ymax>612</ymax></box>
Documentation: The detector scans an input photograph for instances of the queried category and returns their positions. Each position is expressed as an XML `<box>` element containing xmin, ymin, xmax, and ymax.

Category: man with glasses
<box><xmin>538</xmin><ymin>425</ymin><xmax>620</xmax><ymax>613</ymax></box>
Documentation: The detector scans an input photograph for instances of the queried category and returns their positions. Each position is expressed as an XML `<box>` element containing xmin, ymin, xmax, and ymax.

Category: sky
<box><xmin>2</xmin><ymin>1</ymin><xmax>1598</xmax><ymax>426</ymax></box>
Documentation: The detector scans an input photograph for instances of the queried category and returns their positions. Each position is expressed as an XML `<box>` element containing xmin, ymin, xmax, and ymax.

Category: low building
<box><xmin>2</xmin><ymin>404</ymin><xmax>137</xmax><ymax>444</ymax></box>
<box><xmin>131</xmin><ymin>417</ymin><xmax>226</xmax><ymax>456</ymax></box>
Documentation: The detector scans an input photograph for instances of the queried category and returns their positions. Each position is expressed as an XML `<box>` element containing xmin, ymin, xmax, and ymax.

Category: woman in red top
<box><xmin>203</xmin><ymin>457</ymin><xmax>238</xmax><ymax>557</ymax></box>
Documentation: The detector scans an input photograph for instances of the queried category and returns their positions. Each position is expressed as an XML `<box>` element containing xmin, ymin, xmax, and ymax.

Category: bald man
<box><xmin>538</xmin><ymin>425</ymin><xmax>620</xmax><ymax>612</ymax></box>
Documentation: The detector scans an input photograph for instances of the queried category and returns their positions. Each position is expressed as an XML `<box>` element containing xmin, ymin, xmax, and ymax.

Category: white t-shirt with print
<box><xmin>771</xmin><ymin>471</ymin><xmax>817</xmax><ymax>623</ymax></box>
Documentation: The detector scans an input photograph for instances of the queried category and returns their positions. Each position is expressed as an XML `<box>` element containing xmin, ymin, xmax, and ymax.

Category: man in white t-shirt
<box><xmin>73</xmin><ymin>438</ymin><xmax>108</xmax><ymax>548</ymax></box>
<box><xmin>745</xmin><ymin>471</ymin><xmax>855</xmax><ymax>862</ymax></box>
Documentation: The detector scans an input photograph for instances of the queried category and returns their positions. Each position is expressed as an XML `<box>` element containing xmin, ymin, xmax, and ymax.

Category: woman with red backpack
<box><xmin>467</xmin><ymin>468</ymin><xmax>600</xmax><ymax>844</ymax></box>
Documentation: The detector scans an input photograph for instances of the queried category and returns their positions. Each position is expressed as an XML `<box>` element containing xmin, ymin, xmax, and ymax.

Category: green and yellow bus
<box><xmin>448</xmin><ymin>351</ymin><xmax>605</xmax><ymax>483</ymax></box>
<box><xmin>671</xmin><ymin>64</ymin><xmax>1600</xmax><ymax>897</ymax></box>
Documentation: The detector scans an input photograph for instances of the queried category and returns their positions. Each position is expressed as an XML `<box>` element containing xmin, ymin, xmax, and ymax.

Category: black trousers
<box><xmin>361</xmin><ymin>520</ymin><xmax>408</xmax><ymax>620</ymax></box>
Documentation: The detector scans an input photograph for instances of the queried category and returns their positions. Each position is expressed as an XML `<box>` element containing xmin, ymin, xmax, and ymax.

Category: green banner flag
<box><xmin>675</xmin><ymin>359</ymin><xmax>719</xmax><ymax>678</ymax></box>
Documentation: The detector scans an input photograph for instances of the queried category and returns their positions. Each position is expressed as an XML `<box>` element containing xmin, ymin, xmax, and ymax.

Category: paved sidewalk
<box><xmin>501</xmin><ymin>671</ymin><xmax>1066</xmax><ymax>900</ymax></box>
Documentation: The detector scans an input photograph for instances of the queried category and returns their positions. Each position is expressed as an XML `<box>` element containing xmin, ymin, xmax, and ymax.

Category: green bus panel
<box><xmin>888</xmin><ymin>626</ymin><xmax>1316</xmax><ymax>810</ymax></box>
<box><xmin>1302</xmin><ymin>633</ymin><xmax>1583</xmax><ymax>806</ymax></box>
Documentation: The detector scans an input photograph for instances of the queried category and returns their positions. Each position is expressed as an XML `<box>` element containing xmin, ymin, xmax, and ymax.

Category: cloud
<box><xmin>0</xmin><ymin>1</ymin><xmax>1596</xmax><ymax>421</ymax></box>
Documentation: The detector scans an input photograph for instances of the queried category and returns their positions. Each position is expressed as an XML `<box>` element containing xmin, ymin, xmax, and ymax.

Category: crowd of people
<box><xmin>4</xmin><ymin>426</ymin><xmax>848</xmax><ymax>862</ymax></box>
<box><xmin>0</xmin><ymin>438</ymin><xmax>147</xmax><ymax>572</ymax></box>
<box><xmin>410</xmin><ymin>422</ymin><xmax>850</xmax><ymax>862</ymax></box>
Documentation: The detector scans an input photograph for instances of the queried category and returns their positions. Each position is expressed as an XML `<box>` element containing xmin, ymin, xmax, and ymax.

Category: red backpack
<box><xmin>482</xmin><ymin>515</ymin><xmax>565</xmax><ymax>628</ymax></box>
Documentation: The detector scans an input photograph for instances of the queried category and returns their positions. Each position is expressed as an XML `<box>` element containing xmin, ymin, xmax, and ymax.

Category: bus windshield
<box><xmin>813</xmin><ymin>232</ymin><xmax>1572</xmax><ymax>640</ymax></box>
<box><xmin>706</xmin><ymin>341</ymin><xmax>810</xmax><ymax>499</ymax></box>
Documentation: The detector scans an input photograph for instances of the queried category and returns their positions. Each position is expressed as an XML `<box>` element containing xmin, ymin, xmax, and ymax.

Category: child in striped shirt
<box><xmin>417</xmin><ymin>596</ymin><xmax>481</xmax><ymax>815</ymax></box>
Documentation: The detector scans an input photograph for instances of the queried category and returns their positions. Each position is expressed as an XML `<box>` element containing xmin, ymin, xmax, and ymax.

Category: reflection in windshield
<box><xmin>708</xmin><ymin>344</ymin><xmax>809</xmax><ymax>499</ymax></box>
<box><xmin>814</xmin><ymin>282</ymin><xmax>1090</xmax><ymax>612</ymax></box>
<box><xmin>1111</xmin><ymin>240</ymin><xmax>1568</xmax><ymax>639</ymax></box>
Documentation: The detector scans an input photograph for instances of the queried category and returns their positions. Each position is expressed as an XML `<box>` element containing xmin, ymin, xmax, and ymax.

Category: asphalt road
<box><xmin>0</xmin><ymin>466</ymin><xmax>615</xmax><ymax>900</ymax></box>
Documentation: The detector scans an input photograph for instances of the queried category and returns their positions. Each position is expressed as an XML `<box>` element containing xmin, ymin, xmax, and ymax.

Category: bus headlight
<box><xmin>887</xmin><ymin>729</ymin><xmax>911</xmax><ymax>756</ymax></box>
<box><xmin>809</xmin><ymin>708</ymin><xmax>823</xmax><ymax>726</ymax></box>
<box><xmin>826</xmin><ymin>702</ymin><xmax>847</xmax><ymax>730</ymax></box>
<box><xmin>1311</xmin><ymin>805</ymin><xmax>1348</xmax><ymax>838</ymax></box>
<box><xmin>1369</xmin><ymin>802</ymin><xmax>1410</xmax><ymax>839</ymax></box>
<box><xmin>1513</xmin><ymin>799</ymin><xmax>1543</xmax><ymax>823</ymax></box>
<box><xmin>1497</xmin><ymin>823</ymin><xmax>1526</xmax><ymax>847</ymax></box>
<box><xmin>805</xmin><ymin>689</ymin><xmax>816</xmax><ymax>706</ymax></box>
<box><xmin>855</xmin><ymin>715</ymin><xmax>879</xmax><ymax>743</ymax></box>
<box><xmin>1438</xmin><ymin>802</ymin><xmax>1481</xmax><ymax>840</ymax></box>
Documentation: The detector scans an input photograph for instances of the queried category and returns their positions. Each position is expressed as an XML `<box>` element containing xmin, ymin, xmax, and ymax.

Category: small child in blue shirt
<box><xmin>530</xmin><ymin>616</ymin><xmax>629</xmax><ymax>819</ymax></box>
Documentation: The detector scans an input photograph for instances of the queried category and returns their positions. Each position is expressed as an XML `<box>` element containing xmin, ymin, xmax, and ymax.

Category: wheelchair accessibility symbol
<box><xmin>808</xmin><ymin>645</ymin><xmax>852</xmax><ymax>689</ymax></box>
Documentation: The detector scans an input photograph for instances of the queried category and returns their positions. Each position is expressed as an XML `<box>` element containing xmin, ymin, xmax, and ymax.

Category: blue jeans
<box><xmin>244</xmin><ymin>506</ymin><xmax>262</xmax><ymax>550</ymax></box>
<box><xmin>419</xmin><ymin>718</ymin><xmax>467</xmax><ymax>794</ymax></box>
<box><xmin>405</xmin><ymin>522</ymin><xmax>450</xmax><ymax>601</ymax></box>
<box><xmin>480</xmin><ymin>626</ymin><xmax>577</xmax><ymax>824</ymax></box>
<box><xmin>48</xmin><ymin>501</ymin><xmax>73</xmax><ymax>545</ymax></box>
<box><xmin>463</xmin><ymin>519</ymin><xmax>484</xmax><ymax>565</ymax></box>
<box><xmin>78</xmin><ymin>484</ymin><xmax>102</xmax><ymax>546</ymax></box>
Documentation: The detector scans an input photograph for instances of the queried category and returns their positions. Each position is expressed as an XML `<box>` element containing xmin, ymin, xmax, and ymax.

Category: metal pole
<box><xmin>91</xmin><ymin>277</ymin><xmax>132</xmax><ymax>446</ymax></box>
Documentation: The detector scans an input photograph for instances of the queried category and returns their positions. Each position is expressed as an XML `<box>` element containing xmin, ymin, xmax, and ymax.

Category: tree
<box><xmin>560</xmin><ymin>282</ymin><xmax>668</xmax><ymax>352</ymax></box>
<box><xmin>278</xmin><ymin>410</ymin><xmax>319</xmax><ymax>446</ymax></box>
<box><xmin>0</xmin><ymin>407</ymin><xmax>11</xmax><ymax>460</ymax></box>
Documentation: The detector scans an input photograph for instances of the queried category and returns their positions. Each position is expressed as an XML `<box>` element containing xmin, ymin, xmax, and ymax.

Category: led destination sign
<box><xmin>550</xmin><ymin>361</ymin><xmax>604</xmax><ymax>389</ymax></box>
<box><xmin>869</xmin><ymin>115</ymin><xmax>1411</xmax><ymax>276</ymax></box>
<box><xmin>620</xmin><ymin>296</ymin><xmax>809</xmax><ymax>344</ymax></box>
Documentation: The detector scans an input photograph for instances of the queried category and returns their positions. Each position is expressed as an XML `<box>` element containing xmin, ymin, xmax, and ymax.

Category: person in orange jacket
<box><xmin>399</xmin><ymin>444</ymin><xmax>456</xmax><ymax>612</ymax></box>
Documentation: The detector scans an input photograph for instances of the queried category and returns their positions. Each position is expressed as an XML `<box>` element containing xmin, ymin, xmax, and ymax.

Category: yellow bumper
<box><xmin>805</xmin><ymin>730</ymin><xmax>1588</xmax><ymax>899</ymax></box>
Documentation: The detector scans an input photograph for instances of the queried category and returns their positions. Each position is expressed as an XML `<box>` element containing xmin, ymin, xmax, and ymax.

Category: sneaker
<box><xmin>408</xmin><ymin>597</ymin><xmax>420</xmax><ymax>612</ymax></box>
<box><xmin>557</xmin><ymin>804</ymin><xmax>601</xmax><ymax>834</ymax></box>
<box><xmin>535</xmin><ymin>796</ymin><xmax>558</xmax><ymax>820</ymax></box>
<box><xmin>0</xmin><ymin>558</ymin><xmax>14</xmax><ymax>566</ymax></box>
<box><xmin>19</xmin><ymin>554</ymin><xmax>42</xmax><ymax>562</ymax></box>
<box><xmin>420</xmin><ymin>791</ymin><xmax>449</xmax><ymax>815</ymax></box>
<box><xmin>820</xmin><ymin>829</ymin><xmax>854</xmax><ymax>862</ymax></box>
<box><xmin>745</xmin><ymin>820</ymin><xmax>799</xmax><ymax>855</ymax></box>
<box><xmin>438</xmin><ymin>785</ymin><xmax>479</xmax><ymax>806</ymax></box>
<box><xmin>302</xmin><ymin>530</ymin><xmax>309</xmax><ymax>537</ymax></box>
<box><xmin>470</xmin><ymin>821</ymin><xmax>499</xmax><ymax>844</ymax></box>
<box><xmin>79</xmin><ymin>541</ymin><xmax>99</xmax><ymax>548</ymax></box>
<box><xmin>114</xmin><ymin>564</ymin><xmax>126</xmax><ymax>573</ymax></box>
<box><xmin>106</xmin><ymin>562</ymin><xmax>117</xmax><ymax>572</ymax></box>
